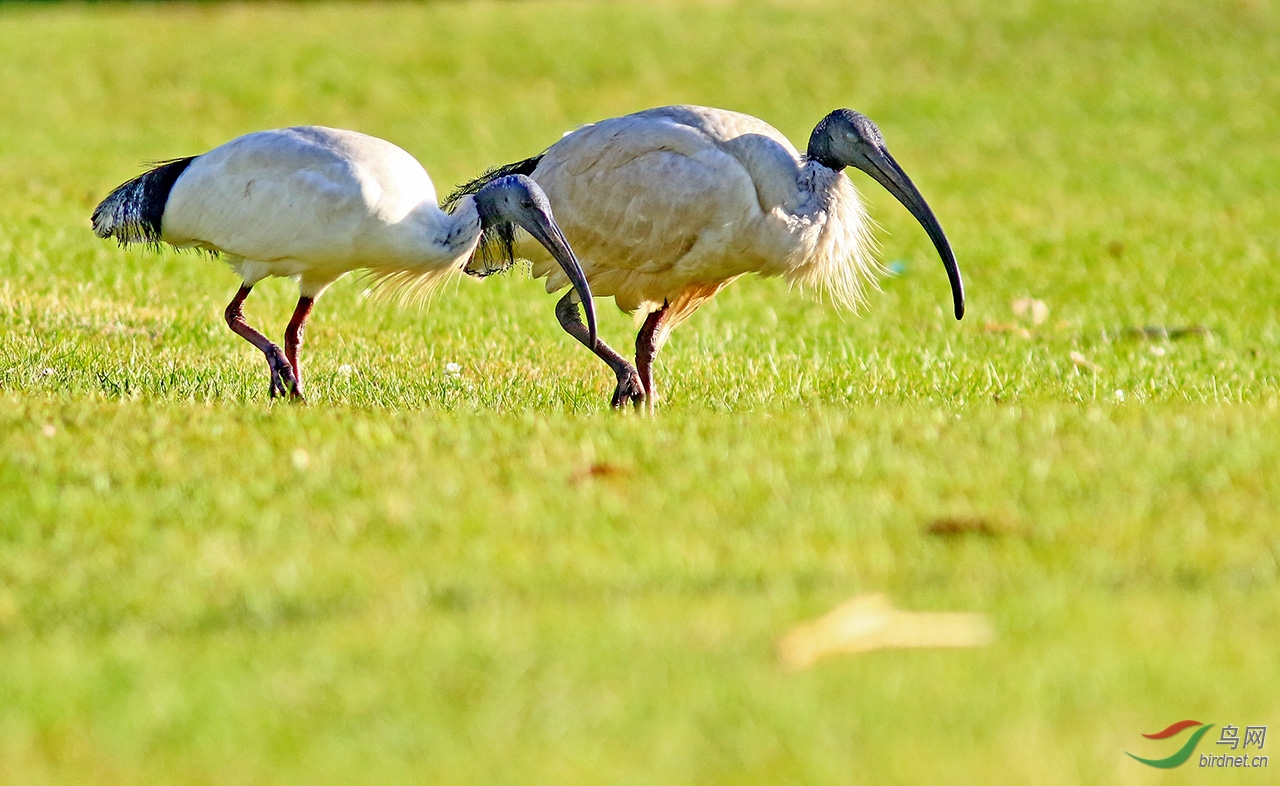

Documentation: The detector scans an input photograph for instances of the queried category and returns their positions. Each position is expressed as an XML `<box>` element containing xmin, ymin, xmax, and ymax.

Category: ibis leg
<box><xmin>283</xmin><ymin>295</ymin><xmax>314</xmax><ymax>400</ymax></box>
<box><xmin>223</xmin><ymin>284</ymin><xmax>298</xmax><ymax>400</ymax></box>
<box><xmin>555</xmin><ymin>292</ymin><xmax>644</xmax><ymax>409</ymax></box>
<box><xmin>634</xmin><ymin>303</ymin><xmax>669</xmax><ymax>409</ymax></box>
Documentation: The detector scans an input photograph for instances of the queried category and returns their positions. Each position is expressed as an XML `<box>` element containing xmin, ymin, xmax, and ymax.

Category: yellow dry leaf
<box><xmin>778</xmin><ymin>594</ymin><xmax>994</xmax><ymax>670</ymax></box>
<box><xmin>982</xmin><ymin>322</ymin><xmax>1033</xmax><ymax>339</ymax></box>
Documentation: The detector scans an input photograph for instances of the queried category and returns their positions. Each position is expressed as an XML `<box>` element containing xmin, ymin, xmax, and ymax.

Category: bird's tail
<box><xmin>91</xmin><ymin>157</ymin><xmax>196</xmax><ymax>248</ymax></box>
<box><xmin>442</xmin><ymin>153</ymin><xmax>544</xmax><ymax>278</ymax></box>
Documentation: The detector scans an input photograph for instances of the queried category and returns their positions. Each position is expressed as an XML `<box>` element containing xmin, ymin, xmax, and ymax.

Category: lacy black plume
<box><xmin>443</xmin><ymin>153</ymin><xmax>544</xmax><ymax>278</ymax></box>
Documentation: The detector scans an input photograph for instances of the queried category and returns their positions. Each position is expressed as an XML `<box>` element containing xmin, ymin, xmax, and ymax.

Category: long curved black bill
<box><xmin>522</xmin><ymin>215</ymin><xmax>598</xmax><ymax>345</ymax></box>
<box><xmin>858</xmin><ymin>148</ymin><xmax>965</xmax><ymax>320</ymax></box>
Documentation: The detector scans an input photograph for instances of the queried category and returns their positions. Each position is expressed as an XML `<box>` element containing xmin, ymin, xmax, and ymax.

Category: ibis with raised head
<box><xmin>447</xmin><ymin>105</ymin><xmax>963</xmax><ymax>408</ymax></box>
<box><xmin>93</xmin><ymin>126</ymin><xmax>596</xmax><ymax>400</ymax></box>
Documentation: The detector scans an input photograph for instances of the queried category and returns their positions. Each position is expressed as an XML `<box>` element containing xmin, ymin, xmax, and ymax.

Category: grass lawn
<box><xmin>1</xmin><ymin>1</ymin><xmax>1278</xmax><ymax>783</ymax></box>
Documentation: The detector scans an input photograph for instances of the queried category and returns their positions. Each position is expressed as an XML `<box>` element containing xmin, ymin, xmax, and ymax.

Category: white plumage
<box><xmin>522</xmin><ymin>107</ymin><xmax>877</xmax><ymax>318</ymax></box>
<box><xmin>450</xmin><ymin>105</ymin><xmax>964</xmax><ymax>408</ymax></box>
<box><xmin>93</xmin><ymin>126</ymin><xmax>595</xmax><ymax>400</ymax></box>
<box><xmin>165</xmin><ymin>127</ymin><xmax>466</xmax><ymax>299</ymax></box>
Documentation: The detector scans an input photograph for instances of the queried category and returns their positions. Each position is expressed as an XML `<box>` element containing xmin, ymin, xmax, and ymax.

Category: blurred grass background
<box><xmin>0</xmin><ymin>1</ymin><xmax>1277</xmax><ymax>784</ymax></box>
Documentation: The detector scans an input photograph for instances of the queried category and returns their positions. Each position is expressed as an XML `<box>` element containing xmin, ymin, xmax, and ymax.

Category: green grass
<box><xmin>1</xmin><ymin>1</ymin><xmax>1278</xmax><ymax>783</ymax></box>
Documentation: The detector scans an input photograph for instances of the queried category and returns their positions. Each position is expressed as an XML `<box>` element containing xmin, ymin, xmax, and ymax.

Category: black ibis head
<box><xmin>807</xmin><ymin>109</ymin><xmax>965</xmax><ymax>320</ymax></box>
<box><xmin>474</xmin><ymin>174</ymin><xmax>597</xmax><ymax>344</ymax></box>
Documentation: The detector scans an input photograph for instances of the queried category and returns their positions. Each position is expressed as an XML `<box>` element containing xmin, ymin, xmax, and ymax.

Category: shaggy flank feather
<box><xmin>359</xmin><ymin>264</ymin><xmax>460</xmax><ymax>310</ymax></box>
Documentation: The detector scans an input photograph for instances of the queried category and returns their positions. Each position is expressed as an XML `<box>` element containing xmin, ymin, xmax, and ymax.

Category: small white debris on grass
<box><xmin>40</xmin><ymin>367</ymin><xmax>56</xmax><ymax>377</ymax></box>
<box><xmin>41</xmin><ymin>424</ymin><xmax>56</xmax><ymax>438</ymax></box>
<box><xmin>291</xmin><ymin>448</ymin><xmax>310</xmax><ymax>471</ymax></box>
<box><xmin>1012</xmin><ymin>297</ymin><xmax>1049</xmax><ymax>326</ymax></box>
<box><xmin>1149</xmin><ymin>345</ymin><xmax>1167</xmax><ymax>357</ymax></box>
<box><xmin>1114</xmin><ymin>389</ymin><xmax>1126</xmax><ymax>402</ymax></box>
<box><xmin>445</xmin><ymin>362</ymin><xmax>462</xmax><ymax>375</ymax></box>
<box><xmin>778</xmin><ymin>593</ymin><xmax>994</xmax><ymax>670</ymax></box>
<box><xmin>337</xmin><ymin>364</ymin><xmax>355</xmax><ymax>377</ymax></box>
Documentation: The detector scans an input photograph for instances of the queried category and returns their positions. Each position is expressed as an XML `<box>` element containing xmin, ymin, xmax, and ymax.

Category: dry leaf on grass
<box><xmin>1119</xmin><ymin>325</ymin><xmax>1209</xmax><ymax>341</ymax></box>
<box><xmin>778</xmin><ymin>593</ymin><xmax>994</xmax><ymax>670</ymax></box>
<box><xmin>569</xmin><ymin>462</ymin><xmax>631</xmax><ymax>484</ymax></box>
<box><xmin>982</xmin><ymin>322</ymin><xmax>1033</xmax><ymax>339</ymax></box>
<box><xmin>1012</xmin><ymin>297</ymin><xmax>1049</xmax><ymax>325</ymax></box>
<box><xmin>925</xmin><ymin>517</ymin><xmax>1002</xmax><ymax>537</ymax></box>
<box><xmin>1070</xmin><ymin>351</ymin><xmax>1102</xmax><ymax>372</ymax></box>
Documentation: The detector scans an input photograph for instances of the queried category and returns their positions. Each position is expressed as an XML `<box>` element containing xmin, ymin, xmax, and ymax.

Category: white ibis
<box><xmin>92</xmin><ymin>126</ymin><xmax>596</xmax><ymax>400</ymax></box>
<box><xmin>446</xmin><ymin>105</ymin><xmax>964</xmax><ymax>408</ymax></box>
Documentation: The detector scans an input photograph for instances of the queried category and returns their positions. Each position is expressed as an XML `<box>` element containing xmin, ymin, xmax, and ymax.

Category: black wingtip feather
<box><xmin>443</xmin><ymin>153</ymin><xmax>544</xmax><ymax>278</ymax></box>
<box><xmin>91</xmin><ymin>156</ymin><xmax>196</xmax><ymax>249</ymax></box>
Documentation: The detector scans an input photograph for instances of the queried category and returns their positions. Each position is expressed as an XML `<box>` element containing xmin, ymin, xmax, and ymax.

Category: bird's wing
<box><xmin>162</xmin><ymin>127</ymin><xmax>436</xmax><ymax>266</ymax></box>
<box><xmin>635</xmin><ymin>106</ymin><xmax>806</xmax><ymax>211</ymax></box>
<box><xmin>524</xmin><ymin>107</ymin><xmax>804</xmax><ymax>311</ymax></box>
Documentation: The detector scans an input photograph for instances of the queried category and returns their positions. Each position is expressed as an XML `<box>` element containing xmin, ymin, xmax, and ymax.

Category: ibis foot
<box><xmin>611</xmin><ymin>366</ymin><xmax>645</xmax><ymax>409</ymax></box>
<box><xmin>266</xmin><ymin>349</ymin><xmax>302</xmax><ymax>400</ymax></box>
<box><xmin>555</xmin><ymin>291</ymin><xmax>647</xmax><ymax>410</ymax></box>
<box><xmin>226</xmin><ymin>283</ymin><xmax>303</xmax><ymax>403</ymax></box>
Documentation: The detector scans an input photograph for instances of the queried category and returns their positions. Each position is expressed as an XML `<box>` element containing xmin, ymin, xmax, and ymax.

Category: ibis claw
<box><xmin>266</xmin><ymin>352</ymin><xmax>303</xmax><ymax>402</ymax></box>
<box><xmin>610</xmin><ymin>367</ymin><xmax>645</xmax><ymax>410</ymax></box>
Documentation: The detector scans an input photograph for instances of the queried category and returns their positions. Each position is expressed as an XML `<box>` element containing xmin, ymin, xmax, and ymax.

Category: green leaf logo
<box><xmin>1127</xmin><ymin>721</ymin><xmax>1215</xmax><ymax>769</ymax></box>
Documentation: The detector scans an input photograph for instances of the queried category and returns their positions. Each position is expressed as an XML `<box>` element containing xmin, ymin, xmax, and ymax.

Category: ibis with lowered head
<box><xmin>447</xmin><ymin>105</ymin><xmax>963</xmax><ymax>408</ymax></box>
<box><xmin>93</xmin><ymin>126</ymin><xmax>596</xmax><ymax>400</ymax></box>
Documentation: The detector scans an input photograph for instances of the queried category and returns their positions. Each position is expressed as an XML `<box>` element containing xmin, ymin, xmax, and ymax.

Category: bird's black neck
<box><xmin>805</xmin><ymin>147</ymin><xmax>844</xmax><ymax>173</ymax></box>
<box><xmin>806</xmin><ymin>120</ymin><xmax>845</xmax><ymax>172</ymax></box>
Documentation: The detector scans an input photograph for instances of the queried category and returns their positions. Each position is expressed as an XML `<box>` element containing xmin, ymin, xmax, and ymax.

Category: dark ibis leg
<box><xmin>283</xmin><ymin>295</ymin><xmax>314</xmax><ymax>401</ymax></box>
<box><xmin>223</xmin><ymin>284</ymin><xmax>298</xmax><ymax>399</ymax></box>
<box><xmin>634</xmin><ymin>302</ymin><xmax>669</xmax><ymax>409</ymax></box>
<box><xmin>555</xmin><ymin>292</ymin><xmax>644</xmax><ymax>409</ymax></box>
